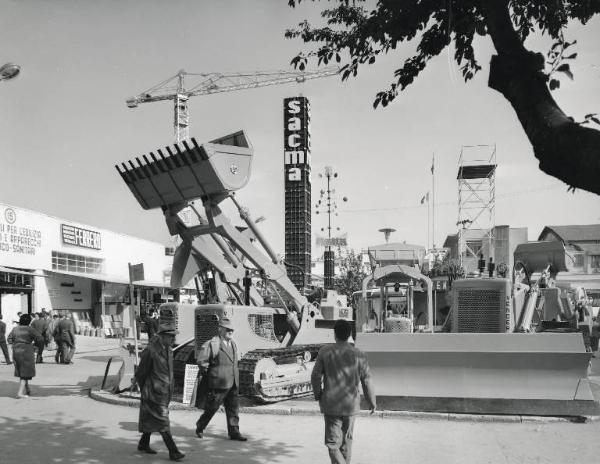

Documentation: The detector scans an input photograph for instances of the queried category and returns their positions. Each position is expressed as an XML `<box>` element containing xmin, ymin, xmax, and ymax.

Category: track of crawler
<box><xmin>239</xmin><ymin>344</ymin><xmax>322</xmax><ymax>403</ymax></box>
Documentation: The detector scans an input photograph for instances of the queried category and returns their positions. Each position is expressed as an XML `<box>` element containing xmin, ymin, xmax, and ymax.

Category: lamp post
<box><xmin>316</xmin><ymin>166</ymin><xmax>348</xmax><ymax>290</ymax></box>
<box><xmin>0</xmin><ymin>63</ymin><xmax>21</xmax><ymax>82</ymax></box>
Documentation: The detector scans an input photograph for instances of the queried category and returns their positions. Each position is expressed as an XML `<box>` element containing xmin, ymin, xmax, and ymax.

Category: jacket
<box><xmin>135</xmin><ymin>335</ymin><xmax>174</xmax><ymax>433</ymax></box>
<box><xmin>196</xmin><ymin>335</ymin><xmax>239</xmax><ymax>389</ymax></box>
<box><xmin>54</xmin><ymin>318</ymin><xmax>75</xmax><ymax>346</ymax></box>
<box><xmin>0</xmin><ymin>320</ymin><xmax>7</xmax><ymax>343</ymax></box>
<box><xmin>31</xmin><ymin>318</ymin><xmax>49</xmax><ymax>343</ymax></box>
<box><xmin>311</xmin><ymin>341</ymin><xmax>376</xmax><ymax>416</ymax></box>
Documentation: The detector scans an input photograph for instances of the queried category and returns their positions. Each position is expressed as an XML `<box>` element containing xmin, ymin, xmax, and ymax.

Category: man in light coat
<box><xmin>311</xmin><ymin>319</ymin><xmax>376</xmax><ymax>464</ymax></box>
<box><xmin>135</xmin><ymin>322</ymin><xmax>185</xmax><ymax>461</ymax></box>
<box><xmin>194</xmin><ymin>317</ymin><xmax>247</xmax><ymax>441</ymax></box>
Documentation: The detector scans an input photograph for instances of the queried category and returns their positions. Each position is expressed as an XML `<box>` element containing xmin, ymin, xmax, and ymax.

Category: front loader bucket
<box><xmin>357</xmin><ymin>332</ymin><xmax>598</xmax><ymax>416</ymax></box>
<box><xmin>116</xmin><ymin>130</ymin><xmax>253</xmax><ymax>210</ymax></box>
<box><xmin>513</xmin><ymin>241</ymin><xmax>569</xmax><ymax>273</ymax></box>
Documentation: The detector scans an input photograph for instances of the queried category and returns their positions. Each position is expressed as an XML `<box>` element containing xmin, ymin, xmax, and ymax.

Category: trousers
<box><xmin>196</xmin><ymin>384</ymin><xmax>240</xmax><ymax>436</ymax></box>
<box><xmin>324</xmin><ymin>415</ymin><xmax>356</xmax><ymax>464</ymax></box>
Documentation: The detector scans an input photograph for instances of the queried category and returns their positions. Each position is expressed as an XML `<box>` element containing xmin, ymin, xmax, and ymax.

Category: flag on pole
<box><xmin>431</xmin><ymin>154</ymin><xmax>435</xmax><ymax>174</ymax></box>
<box><xmin>420</xmin><ymin>192</ymin><xmax>430</xmax><ymax>204</ymax></box>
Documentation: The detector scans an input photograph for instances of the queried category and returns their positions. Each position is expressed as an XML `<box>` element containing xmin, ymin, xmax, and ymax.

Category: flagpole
<box><xmin>427</xmin><ymin>196</ymin><xmax>430</xmax><ymax>250</ymax></box>
<box><xmin>432</xmin><ymin>153</ymin><xmax>435</xmax><ymax>249</ymax></box>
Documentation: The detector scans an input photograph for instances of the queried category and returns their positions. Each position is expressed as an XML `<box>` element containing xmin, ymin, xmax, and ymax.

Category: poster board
<box><xmin>182</xmin><ymin>364</ymin><xmax>199</xmax><ymax>405</ymax></box>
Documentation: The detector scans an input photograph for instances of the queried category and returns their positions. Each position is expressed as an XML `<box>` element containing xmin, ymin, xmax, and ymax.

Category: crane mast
<box><xmin>126</xmin><ymin>68</ymin><xmax>339</xmax><ymax>142</ymax></box>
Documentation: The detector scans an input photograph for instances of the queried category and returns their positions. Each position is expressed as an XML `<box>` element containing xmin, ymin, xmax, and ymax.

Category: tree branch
<box><xmin>482</xmin><ymin>1</ymin><xmax>600</xmax><ymax>195</ymax></box>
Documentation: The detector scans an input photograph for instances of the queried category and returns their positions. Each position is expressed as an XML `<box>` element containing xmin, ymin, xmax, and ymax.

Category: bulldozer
<box><xmin>354</xmin><ymin>241</ymin><xmax>598</xmax><ymax>416</ymax></box>
<box><xmin>116</xmin><ymin>131</ymin><xmax>351</xmax><ymax>402</ymax></box>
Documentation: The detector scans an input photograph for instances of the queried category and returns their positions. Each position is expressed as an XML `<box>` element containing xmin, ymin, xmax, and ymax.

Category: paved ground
<box><xmin>1</xmin><ymin>335</ymin><xmax>600</xmax><ymax>464</ymax></box>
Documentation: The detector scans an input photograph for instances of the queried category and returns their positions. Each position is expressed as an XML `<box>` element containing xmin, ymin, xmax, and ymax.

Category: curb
<box><xmin>88</xmin><ymin>388</ymin><xmax>600</xmax><ymax>423</ymax></box>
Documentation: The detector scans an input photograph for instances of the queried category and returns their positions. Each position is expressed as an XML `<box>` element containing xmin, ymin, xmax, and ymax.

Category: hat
<box><xmin>157</xmin><ymin>322</ymin><xmax>178</xmax><ymax>334</ymax></box>
<box><xmin>219</xmin><ymin>318</ymin><xmax>234</xmax><ymax>331</ymax></box>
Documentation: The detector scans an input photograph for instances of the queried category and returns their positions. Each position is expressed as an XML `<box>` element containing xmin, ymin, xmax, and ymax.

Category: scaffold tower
<box><xmin>456</xmin><ymin>145</ymin><xmax>497</xmax><ymax>266</ymax></box>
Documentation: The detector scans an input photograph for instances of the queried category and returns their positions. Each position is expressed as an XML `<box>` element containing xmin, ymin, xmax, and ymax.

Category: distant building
<box><xmin>443</xmin><ymin>225</ymin><xmax>528</xmax><ymax>275</ymax></box>
<box><xmin>537</xmin><ymin>224</ymin><xmax>600</xmax><ymax>302</ymax></box>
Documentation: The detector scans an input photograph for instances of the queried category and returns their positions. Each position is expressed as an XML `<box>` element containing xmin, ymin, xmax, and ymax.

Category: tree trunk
<box><xmin>482</xmin><ymin>1</ymin><xmax>600</xmax><ymax>195</ymax></box>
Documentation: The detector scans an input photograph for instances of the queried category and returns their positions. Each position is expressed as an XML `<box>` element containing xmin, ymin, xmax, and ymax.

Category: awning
<box><xmin>0</xmin><ymin>265</ymin><xmax>43</xmax><ymax>276</ymax></box>
<box><xmin>44</xmin><ymin>269</ymin><xmax>129</xmax><ymax>285</ymax></box>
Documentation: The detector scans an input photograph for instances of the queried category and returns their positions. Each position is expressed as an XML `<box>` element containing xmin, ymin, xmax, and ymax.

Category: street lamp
<box><xmin>316</xmin><ymin>166</ymin><xmax>348</xmax><ymax>290</ymax></box>
<box><xmin>0</xmin><ymin>63</ymin><xmax>21</xmax><ymax>82</ymax></box>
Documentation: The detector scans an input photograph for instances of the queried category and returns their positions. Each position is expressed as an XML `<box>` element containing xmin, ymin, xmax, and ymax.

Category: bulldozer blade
<box><xmin>357</xmin><ymin>332</ymin><xmax>597</xmax><ymax>415</ymax></box>
<box><xmin>116</xmin><ymin>131</ymin><xmax>253</xmax><ymax>210</ymax></box>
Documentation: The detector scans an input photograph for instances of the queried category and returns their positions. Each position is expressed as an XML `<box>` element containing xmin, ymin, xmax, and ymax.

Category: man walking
<box><xmin>31</xmin><ymin>312</ymin><xmax>49</xmax><ymax>363</ymax></box>
<box><xmin>311</xmin><ymin>319</ymin><xmax>376</xmax><ymax>464</ymax></box>
<box><xmin>194</xmin><ymin>318</ymin><xmax>247</xmax><ymax>441</ymax></box>
<box><xmin>135</xmin><ymin>322</ymin><xmax>185</xmax><ymax>461</ymax></box>
<box><xmin>0</xmin><ymin>315</ymin><xmax>12</xmax><ymax>364</ymax></box>
<box><xmin>53</xmin><ymin>314</ymin><xmax>76</xmax><ymax>364</ymax></box>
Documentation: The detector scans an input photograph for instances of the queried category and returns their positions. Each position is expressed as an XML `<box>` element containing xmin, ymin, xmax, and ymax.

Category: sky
<box><xmin>1</xmin><ymin>0</ymin><xmax>599</xmax><ymax>258</ymax></box>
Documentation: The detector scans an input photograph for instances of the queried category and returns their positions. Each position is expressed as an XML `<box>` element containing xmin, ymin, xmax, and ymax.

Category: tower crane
<box><xmin>126</xmin><ymin>68</ymin><xmax>339</xmax><ymax>142</ymax></box>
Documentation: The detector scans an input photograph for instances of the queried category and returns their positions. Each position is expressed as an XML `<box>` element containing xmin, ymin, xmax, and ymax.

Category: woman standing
<box><xmin>7</xmin><ymin>313</ymin><xmax>44</xmax><ymax>398</ymax></box>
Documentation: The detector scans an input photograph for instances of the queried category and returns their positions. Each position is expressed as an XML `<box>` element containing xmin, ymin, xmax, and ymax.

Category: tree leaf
<box><xmin>556</xmin><ymin>63</ymin><xmax>573</xmax><ymax>79</ymax></box>
<box><xmin>591</xmin><ymin>117</ymin><xmax>600</xmax><ymax>125</ymax></box>
<box><xmin>549</xmin><ymin>79</ymin><xmax>560</xmax><ymax>90</ymax></box>
<box><xmin>564</xmin><ymin>53</ymin><xmax>577</xmax><ymax>59</ymax></box>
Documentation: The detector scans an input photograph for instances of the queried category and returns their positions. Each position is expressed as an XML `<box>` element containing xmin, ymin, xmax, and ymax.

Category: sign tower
<box><xmin>283</xmin><ymin>97</ymin><xmax>311</xmax><ymax>290</ymax></box>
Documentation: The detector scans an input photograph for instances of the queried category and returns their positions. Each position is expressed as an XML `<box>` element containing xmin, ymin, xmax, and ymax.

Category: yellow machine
<box><xmin>117</xmin><ymin>131</ymin><xmax>351</xmax><ymax>402</ymax></box>
<box><xmin>354</xmin><ymin>242</ymin><xmax>598</xmax><ymax>416</ymax></box>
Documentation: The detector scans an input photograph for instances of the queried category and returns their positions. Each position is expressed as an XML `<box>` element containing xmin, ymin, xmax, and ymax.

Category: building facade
<box><xmin>0</xmin><ymin>202</ymin><xmax>175</xmax><ymax>331</ymax></box>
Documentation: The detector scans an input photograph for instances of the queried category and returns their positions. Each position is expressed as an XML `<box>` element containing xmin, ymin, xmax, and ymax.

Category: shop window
<box><xmin>591</xmin><ymin>255</ymin><xmax>600</xmax><ymax>271</ymax></box>
<box><xmin>52</xmin><ymin>251</ymin><xmax>104</xmax><ymax>275</ymax></box>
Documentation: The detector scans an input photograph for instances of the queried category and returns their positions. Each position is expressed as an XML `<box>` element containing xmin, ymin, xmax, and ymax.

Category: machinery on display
<box><xmin>354</xmin><ymin>241</ymin><xmax>599</xmax><ymax>415</ymax></box>
<box><xmin>116</xmin><ymin>131</ymin><xmax>351</xmax><ymax>402</ymax></box>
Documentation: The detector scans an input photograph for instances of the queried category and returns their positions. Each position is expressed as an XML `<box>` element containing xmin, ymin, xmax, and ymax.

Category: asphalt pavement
<box><xmin>1</xmin><ymin>335</ymin><xmax>600</xmax><ymax>464</ymax></box>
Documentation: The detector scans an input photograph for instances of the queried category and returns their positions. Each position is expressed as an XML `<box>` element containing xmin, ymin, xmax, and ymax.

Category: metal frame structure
<box><xmin>456</xmin><ymin>145</ymin><xmax>497</xmax><ymax>266</ymax></box>
<box><xmin>127</xmin><ymin>68</ymin><xmax>339</xmax><ymax>142</ymax></box>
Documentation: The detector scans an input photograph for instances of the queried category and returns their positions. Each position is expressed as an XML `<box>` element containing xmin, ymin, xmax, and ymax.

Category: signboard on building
<box><xmin>61</xmin><ymin>224</ymin><xmax>102</xmax><ymax>250</ymax></box>
<box><xmin>0</xmin><ymin>205</ymin><xmax>44</xmax><ymax>263</ymax></box>
<box><xmin>283</xmin><ymin>96</ymin><xmax>312</xmax><ymax>290</ymax></box>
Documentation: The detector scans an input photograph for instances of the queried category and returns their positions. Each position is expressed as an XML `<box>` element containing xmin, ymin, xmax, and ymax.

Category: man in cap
<box><xmin>194</xmin><ymin>317</ymin><xmax>247</xmax><ymax>441</ymax></box>
<box><xmin>135</xmin><ymin>322</ymin><xmax>185</xmax><ymax>461</ymax></box>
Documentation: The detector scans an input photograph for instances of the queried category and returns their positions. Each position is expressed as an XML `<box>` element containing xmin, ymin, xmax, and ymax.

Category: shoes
<box><xmin>6</xmin><ymin>362</ymin><xmax>12</xmax><ymax>365</ymax></box>
<box><xmin>229</xmin><ymin>434</ymin><xmax>248</xmax><ymax>442</ymax></box>
<box><xmin>137</xmin><ymin>445</ymin><xmax>157</xmax><ymax>455</ymax></box>
<box><xmin>16</xmin><ymin>394</ymin><xmax>30</xmax><ymax>399</ymax></box>
<box><xmin>195</xmin><ymin>428</ymin><xmax>203</xmax><ymax>438</ymax></box>
<box><xmin>169</xmin><ymin>451</ymin><xmax>185</xmax><ymax>461</ymax></box>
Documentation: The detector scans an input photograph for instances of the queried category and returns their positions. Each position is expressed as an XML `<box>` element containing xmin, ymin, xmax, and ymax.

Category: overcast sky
<box><xmin>1</xmin><ymin>0</ymin><xmax>599</xmax><ymax>257</ymax></box>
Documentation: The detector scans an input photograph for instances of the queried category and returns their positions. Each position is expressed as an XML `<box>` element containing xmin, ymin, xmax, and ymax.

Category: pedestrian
<box><xmin>7</xmin><ymin>313</ymin><xmax>44</xmax><ymax>398</ymax></box>
<box><xmin>0</xmin><ymin>315</ymin><xmax>13</xmax><ymax>365</ymax></box>
<box><xmin>31</xmin><ymin>312</ymin><xmax>49</xmax><ymax>363</ymax></box>
<box><xmin>47</xmin><ymin>314</ymin><xmax>59</xmax><ymax>351</ymax></box>
<box><xmin>194</xmin><ymin>317</ymin><xmax>247</xmax><ymax>441</ymax></box>
<box><xmin>135</xmin><ymin>322</ymin><xmax>185</xmax><ymax>461</ymax></box>
<box><xmin>53</xmin><ymin>314</ymin><xmax>76</xmax><ymax>364</ymax></box>
<box><xmin>146</xmin><ymin>310</ymin><xmax>159</xmax><ymax>340</ymax></box>
<box><xmin>311</xmin><ymin>319</ymin><xmax>377</xmax><ymax>464</ymax></box>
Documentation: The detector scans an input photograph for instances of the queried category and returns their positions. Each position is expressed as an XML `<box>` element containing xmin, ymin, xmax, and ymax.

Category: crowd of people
<box><xmin>0</xmin><ymin>310</ymin><xmax>77</xmax><ymax>399</ymax></box>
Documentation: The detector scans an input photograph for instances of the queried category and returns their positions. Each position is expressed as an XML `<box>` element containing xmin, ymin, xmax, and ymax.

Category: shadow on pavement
<box><xmin>0</xmin><ymin>414</ymin><xmax>299</xmax><ymax>463</ymax></box>
<box><xmin>0</xmin><ymin>415</ymin><xmax>144</xmax><ymax>464</ymax></box>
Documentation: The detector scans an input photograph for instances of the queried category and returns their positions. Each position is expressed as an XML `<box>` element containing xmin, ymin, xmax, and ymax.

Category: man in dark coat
<box><xmin>53</xmin><ymin>314</ymin><xmax>76</xmax><ymax>364</ymax></box>
<box><xmin>194</xmin><ymin>317</ymin><xmax>247</xmax><ymax>441</ymax></box>
<box><xmin>31</xmin><ymin>312</ymin><xmax>49</xmax><ymax>363</ymax></box>
<box><xmin>0</xmin><ymin>315</ymin><xmax>12</xmax><ymax>364</ymax></box>
<box><xmin>135</xmin><ymin>322</ymin><xmax>185</xmax><ymax>461</ymax></box>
